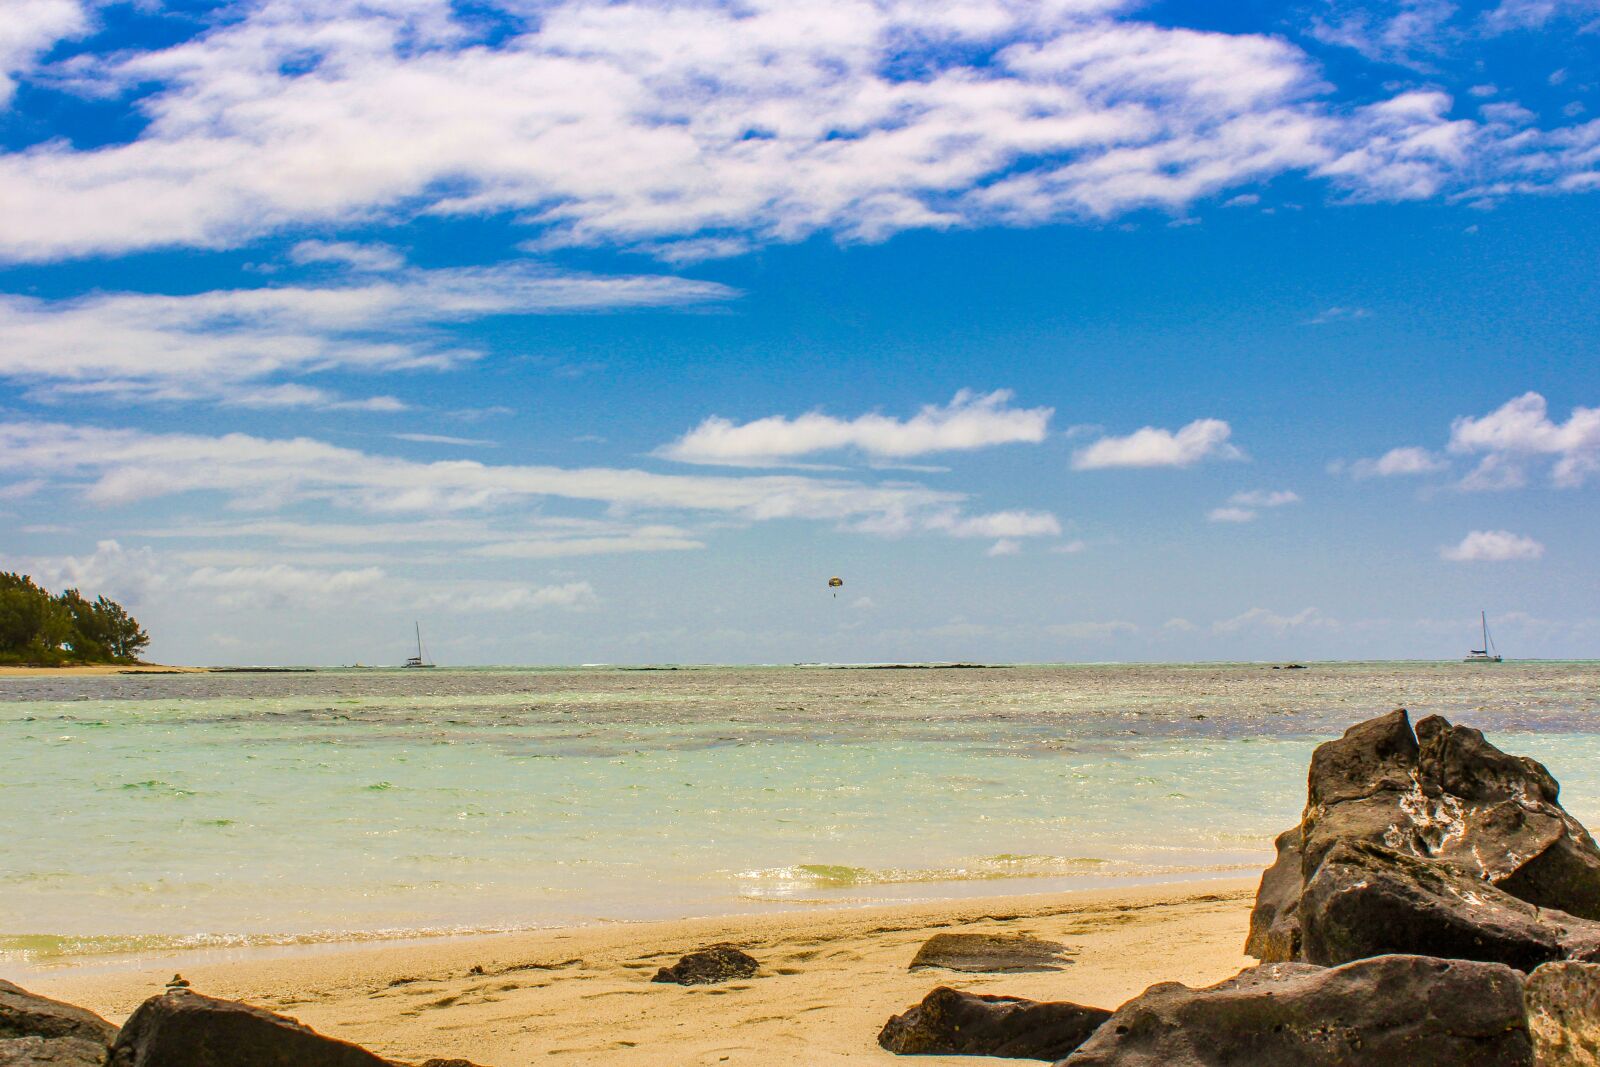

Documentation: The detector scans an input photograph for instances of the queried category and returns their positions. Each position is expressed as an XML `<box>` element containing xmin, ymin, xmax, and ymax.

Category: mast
<box><xmin>415</xmin><ymin>621</ymin><xmax>424</xmax><ymax>663</ymax></box>
<box><xmin>1481</xmin><ymin>611</ymin><xmax>1488</xmax><ymax>653</ymax></box>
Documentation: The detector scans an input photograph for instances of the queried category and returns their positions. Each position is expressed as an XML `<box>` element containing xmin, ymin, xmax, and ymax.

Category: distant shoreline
<box><xmin>0</xmin><ymin>664</ymin><xmax>208</xmax><ymax>677</ymax></box>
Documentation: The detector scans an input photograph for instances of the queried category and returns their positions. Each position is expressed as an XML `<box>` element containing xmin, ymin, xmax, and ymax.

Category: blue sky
<box><xmin>1</xmin><ymin>0</ymin><xmax>1597</xmax><ymax>664</ymax></box>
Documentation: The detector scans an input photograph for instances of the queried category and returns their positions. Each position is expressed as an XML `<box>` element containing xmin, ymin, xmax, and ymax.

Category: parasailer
<box><xmin>828</xmin><ymin>576</ymin><xmax>843</xmax><ymax>598</ymax></box>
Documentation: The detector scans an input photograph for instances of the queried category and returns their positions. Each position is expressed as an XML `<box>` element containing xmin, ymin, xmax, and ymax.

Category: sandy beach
<box><xmin>0</xmin><ymin>664</ymin><xmax>207</xmax><ymax>676</ymax></box>
<box><xmin>22</xmin><ymin>879</ymin><xmax>1254</xmax><ymax>1065</ymax></box>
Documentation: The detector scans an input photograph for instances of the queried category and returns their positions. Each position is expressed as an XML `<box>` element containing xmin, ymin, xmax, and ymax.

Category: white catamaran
<box><xmin>1464</xmin><ymin>611</ymin><xmax>1503</xmax><ymax>663</ymax></box>
<box><xmin>403</xmin><ymin>621</ymin><xmax>435</xmax><ymax>668</ymax></box>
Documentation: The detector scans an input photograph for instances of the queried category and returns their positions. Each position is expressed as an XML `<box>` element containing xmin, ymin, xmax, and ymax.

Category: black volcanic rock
<box><xmin>909</xmin><ymin>933</ymin><xmax>1074</xmax><ymax>973</ymax></box>
<box><xmin>650</xmin><ymin>944</ymin><xmax>759</xmax><ymax>985</ymax></box>
<box><xmin>1247</xmin><ymin>709</ymin><xmax>1600</xmax><ymax>965</ymax></box>
<box><xmin>1062</xmin><ymin>954</ymin><xmax>1533</xmax><ymax>1067</ymax></box>
<box><xmin>878</xmin><ymin>986</ymin><xmax>1109</xmax><ymax>1059</ymax></box>
<box><xmin>109</xmin><ymin>990</ymin><xmax>391</xmax><ymax>1067</ymax></box>
<box><xmin>0</xmin><ymin>979</ymin><xmax>117</xmax><ymax>1067</ymax></box>
<box><xmin>1300</xmin><ymin>840</ymin><xmax>1600</xmax><ymax>970</ymax></box>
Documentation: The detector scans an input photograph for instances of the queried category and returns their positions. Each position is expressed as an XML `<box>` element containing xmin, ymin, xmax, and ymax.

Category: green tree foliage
<box><xmin>0</xmin><ymin>573</ymin><xmax>150</xmax><ymax>665</ymax></box>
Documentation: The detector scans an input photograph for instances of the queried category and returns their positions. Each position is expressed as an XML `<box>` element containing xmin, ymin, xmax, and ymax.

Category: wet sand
<box><xmin>24</xmin><ymin>879</ymin><xmax>1255</xmax><ymax>1065</ymax></box>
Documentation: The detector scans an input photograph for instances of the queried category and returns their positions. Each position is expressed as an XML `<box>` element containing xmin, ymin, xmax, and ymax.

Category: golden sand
<box><xmin>26</xmin><ymin>879</ymin><xmax>1255</xmax><ymax>1065</ymax></box>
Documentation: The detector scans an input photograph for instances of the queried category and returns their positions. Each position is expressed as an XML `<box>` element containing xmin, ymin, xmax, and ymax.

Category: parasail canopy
<box><xmin>827</xmin><ymin>577</ymin><xmax>844</xmax><ymax>588</ymax></box>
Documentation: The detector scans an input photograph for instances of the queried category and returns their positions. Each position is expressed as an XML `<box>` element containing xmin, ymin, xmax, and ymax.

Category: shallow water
<box><xmin>3</xmin><ymin>661</ymin><xmax>1598</xmax><ymax>968</ymax></box>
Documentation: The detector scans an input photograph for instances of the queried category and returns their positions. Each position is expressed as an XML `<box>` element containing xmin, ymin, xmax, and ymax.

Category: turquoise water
<box><xmin>3</xmin><ymin>662</ymin><xmax>1599</xmax><ymax>968</ymax></box>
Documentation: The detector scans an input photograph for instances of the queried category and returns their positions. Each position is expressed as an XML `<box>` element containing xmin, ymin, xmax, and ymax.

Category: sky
<box><xmin>1</xmin><ymin>0</ymin><xmax>1597</xmax><ymax>665</ymax></box>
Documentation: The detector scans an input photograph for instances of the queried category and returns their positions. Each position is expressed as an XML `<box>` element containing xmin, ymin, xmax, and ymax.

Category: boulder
<box><xmin>1525</xmin><ymin>961</ymin><xmax>1600</xmax><ymax>1066</ymax></box>
<box><xmin>908</xmin><ymin>933</ymin><xmax>1074</xmax><ymax>973</ymax></box>
<box><xmin>650</xmin><ymin>944</ymin><xmax>759</xmax><ymax>985</ymax></box>
<box><xmin>1246</xmin><ymin>710</ymin><xmax>1600</xmax><ymax>965</ymax></box>
<box><xmin>109</xmin><ymin>989</ymin><xmax>390</xmax><ymax>1067</ymax></box>
<box><xmin>0</xmin><ymin>979</ymin><xmax>117</xmax><ymax>1067</ymax></box>
<box><xmin>1243</xmin><ymin>827</ymin><xmax>1303</xmax><ymax>962</ymax></box>
<box><xmin>878</xmin><ymin>986</ymin><xmax>1109</xmax><ymax>1059</ymax></box>
<box><xmin>1063</xmin><ymin>954</ymin><xmax>1533</xmax><ymax>1067</ymax></box>
<box><xmin>1300</xmin><ymin>841</ymin><xmax>1600</xmax><ymax>970</ymax></box>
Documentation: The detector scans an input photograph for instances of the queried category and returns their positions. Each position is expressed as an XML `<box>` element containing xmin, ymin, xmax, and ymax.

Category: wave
<box><xmin>0</xmin><ymin>924</ymin><xmax>542</xmax><ymax>965</ymax></box>
<box><xmin>731</xmin><ymin>853</ymin><xmax>1253</xmax><ymax>895</ymax></box>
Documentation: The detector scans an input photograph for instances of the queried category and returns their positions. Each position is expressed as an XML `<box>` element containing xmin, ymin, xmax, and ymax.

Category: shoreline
<box><xmin>0</xmin><ymin>664</ymin><xmax>208</xmax><ymax>676</ymax></box>
<box><xmin>19</xmin><ymin>878</ymin><xmax>1256</xmax><ymax>1065</ymax></box>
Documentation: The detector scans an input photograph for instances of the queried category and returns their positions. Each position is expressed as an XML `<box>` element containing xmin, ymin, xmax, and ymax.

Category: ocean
<box><xmin>4</xmin><ymin>661</ymin><xmax>1598</xmax><ymax>971</ymax></box>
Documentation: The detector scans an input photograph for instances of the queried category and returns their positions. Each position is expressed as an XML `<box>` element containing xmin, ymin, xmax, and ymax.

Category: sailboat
<box><xmin>403</xmin><ymin>621</ymin><xmax>435</xmax><ymax>668</ymax></box>
<box><xmin>1464</xmin><ymin>611</ymin><xmax>1503</xmax><ymax>663</ymax></box>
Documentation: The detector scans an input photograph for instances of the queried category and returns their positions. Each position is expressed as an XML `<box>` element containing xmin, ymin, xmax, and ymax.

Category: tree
<box><xmin>0</xmin><ymin>572</ymin><xmax>149</xmax><ymax>665</ymax></box>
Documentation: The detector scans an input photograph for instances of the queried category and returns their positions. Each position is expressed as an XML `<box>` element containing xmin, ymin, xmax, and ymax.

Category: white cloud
<box><xmin>928</xmin><ymin>509</ymin><xmax>1063</xmax><ymax>539</ymax></box>
<box><xmin>1440</xmin><ymin>529</ymin><xmax>1545</xmax><ymax>562</ymax></box>
<box><xmin>658</xmin><ymin>390</ymin><xmax>1051</xmax><ymax>466</ymax></box>
<box><xmin>1448</xmin><ymin>392</ymin><xmax>1600</xmax><ymax>488</ymax></box>
<box><xmin>185</xmin><ymin>563</ymin><xmax>388</xmax><ymax>609</ymax></box>
<box><xmin>985</xmin><ymin>538</ymin><xmax>1022</xmax><ymax>556</ymax></box>
<box><xmin>27</xmin><ymin>538</ymin><xmax>602</xmax><ymax>615</ymax></box>
<box><xmin>1050</xmin><ymin>539</ymin><xmax>1088</xmax><ymax>554</ymax></box>
<box><xmin>288</xmin><ymin>240</ymin><xmax>406</xmax><ymax>273</ymax></box>
<box><xmin>0</xmin><ymin>262</ymin><xmax>734</xmax><ymax>408</ymax></box>
<box><xmin>1207</xmin><ymin>506</ymin><xmax>1258</xmax><ymax>523</ymax></box>
<box><xmin>1162</xmin><ymin>616</ymin><xmax>1198</xmax><ymax>631</ymax></box>
<box><xmin>1345</xmin><ymin>445</ymin><xmax>1448</xmax><ymax>478</ymax></box>
<box><xmin>1072</xmin><ymin>417</ymin><xmax>1242</xmax><ymax>469</ymax></box>
<box><xmin>0</xmin><ymin>421</ymin><xmax>1057</xmax><ymax>549</ymax></box>
<box><xmin>0</xmin><ymin>0</ymin><xmax>1596</xmax><ymax>263</ymax></box>
<box><xmin>0</xmin><ymin>0</ymin><xmax>84</xmax><ymax>107</ymax></box>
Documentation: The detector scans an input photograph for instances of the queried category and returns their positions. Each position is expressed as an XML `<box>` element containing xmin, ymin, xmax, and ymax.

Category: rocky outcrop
<box><xmin>878</xmin><ymin>986</ymin><xmax>1109</xmax><ymax>1059</ymax></box>
<box><xmin>1243</xmin><ymin>827</ymin><xmax>1303</xmax><ymax>962</ymax></box>
<box><xmin>109</xmin><ymin>990</ymin><xmax>391</xmax><ymax>1067</ymax></box>
<box><xmin>1248</xmin><ymin>709</ymin><xmax>1600</xmax><ymax>966</ymax></box>
<box><xmin>0</xmin><ymin>979</ymin><xmax>117</xmax><ymax>1067</ymax></box>
<box><xmin>1525</xmin><ymin>961</ymin><xmax>1600</xmax><ymax>1066</ymax></box>
<box><xmin>908</xmin><ymin>933</ymin><xmax>1074</xmax><ymax>973</ymax></box>
<box><xmin>1301</xmin><ymin>841</ymin><xmax>1600</xmax><ymax>970</ymax></box>
<box><xmin>650</xmin><ymin>944</ymin><xmax>759</xmax><ymax>985</ymax></box>
<box><xmin>1063</xmin><ymin>954</ymin><xmax>1533</xmax><ymax>1067</ymax></box>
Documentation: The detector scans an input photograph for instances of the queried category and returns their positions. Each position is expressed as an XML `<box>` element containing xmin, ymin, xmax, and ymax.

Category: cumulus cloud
<box><xmin>985</xmin><ymin>538</ymin><xmax>1022</xmax><ymax>556</ymax></box>
<box><xmin>1072</xmin><ymin>418</ymin><xmax>1242</xmax><ymax>469</ymax></box>
<box><xmin>1440</xmin><ymin>529</ymin><xmax>1545</xmax><ymax>562</ymax></box>
<box><xmin>658</xmin><ymin>390</ymin><xmax>1051</xmax><ymax>466</ymax></box>
<box><xmin>1449</xmin><ymin>392</ymin><xmax>1600</xmax><ymax>488</ymax></box>
<box><xmin>0</xmin><ymin>0</ymin><xmax>1596</xmax><ymax>262</ymax></box>
<box><xmin>0</xmin><ymin>262</ymin><xmax>734</xmax><ymax>408</ymax></box>
<box><xmin>1207</xmin><ymin>506</ymin><xmax>1258</xmax><ymax>523</ymax></box>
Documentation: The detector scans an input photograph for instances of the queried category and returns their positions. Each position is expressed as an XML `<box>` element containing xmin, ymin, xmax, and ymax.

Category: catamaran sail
<box><xmin>1465</xmin><ymin>612</ymin><xmax>1502</xmax><ymax>663</ymax></box>
<box><xmin>404</xmin><ymin>621</ymin><xmax>434</xmax><ymax>668</ymax></box>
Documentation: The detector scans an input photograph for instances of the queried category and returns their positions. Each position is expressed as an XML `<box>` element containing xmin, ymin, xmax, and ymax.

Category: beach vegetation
<box><xmin>0</xmin><ymin>572</ymin><xmax>150</xmax><ymax>665</ymax></box>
